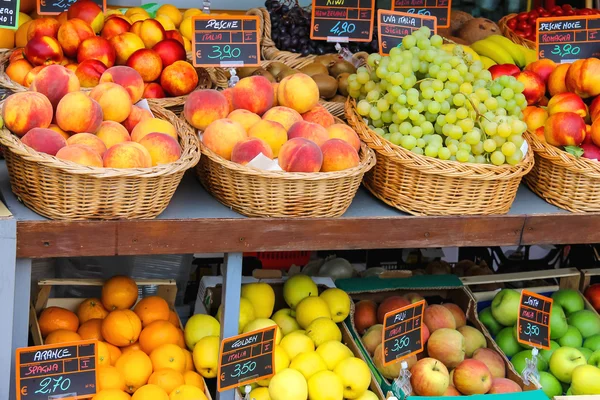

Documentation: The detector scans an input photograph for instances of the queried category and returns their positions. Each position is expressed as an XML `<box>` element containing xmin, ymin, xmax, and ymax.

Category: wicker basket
<box><xmin>498</xmin><ymin>14</ymin><xmax>535</xmax><ymax>50</ymax></box>
<box><xmin>345</xmin><ymin>98</ymin><xmax>535</xmax><ymax>216</ymax></box>
<box><xmin>195</xmin><ymin>118</ymin><xmax>376</xmax><ymax>218</ymax></box>
<box><xmin>0</xmin><ymin>105</ymin><xmax>200</xmax><ymax>220</ymax></box>
<box><xmin>523</xmin><ymin>130</ymin><xmax>600</xmax><ymax>212</ymax></box>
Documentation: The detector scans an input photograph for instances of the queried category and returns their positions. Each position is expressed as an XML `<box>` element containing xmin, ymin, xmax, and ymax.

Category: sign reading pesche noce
<box><xmin>537</xmin><ymin>15</ymin><xmax>600</xmax><ymax>63</ymax></box>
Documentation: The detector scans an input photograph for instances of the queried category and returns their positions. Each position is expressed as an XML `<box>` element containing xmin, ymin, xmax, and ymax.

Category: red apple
<box><xmin>517</xmin><ymin>71</ymin><xmax>545</xmax><ymax>105</ymax></box>
<box><xmin>544</xmin><ymin>112</ymin><xmax>586</xmax><ymax>147</ymax></box>
<box><xmin>427</xmin><ymin>328</ymin><xmax>466</xmax><ymax>369</ymax></box>
<box><xmin>354</xmin><ymin>300</ymin><xmax>377</xmax><ymax>334</ymax></box>
<box><xmin>488</xmin><ymin>64</ymin><xmax>520</xmax><ymax>80</ymax></box>
<box><xmin>441</xmin><ymin>303</ymin><xmax>466</xmax><ymax>328</ymax></box>
<box><xmin>410</xmin><ymin>358</ymin><xmax>450</xmax><ymax>396</ymax></box>
<box><xmin>547</xmin><ymin>93</ymin><xmax>587</xmax><ymax>118</ymax></box>
<box><xmin>422</xmin><ymin>322</ymin><xmax>430</xmax><ymax>345</ymax></box>
<box><xmin>472</xmin><ymin>348</ymin><xmax>506</xmax><ymax>379</ymax></box>
<box><xmin>424</xmin><ymin>304</ymin><xmax>456</xmax><ymax>332</ymax></box>
<box><xmin>453</xmin><ymin>359</ymin><xmax>493</xmax><ymax>395</ymax></box>
<box><xmin>585</xmin><ymin>283</ymin><xmax>600</xmax><ymax>311</ymax></box>
<box><xmin>488</xmin><ymin>378</ymin><xmax>522</xmax><ymax>393</ymax></box>
<box><xmin>377</xmin><ymin>296</ymin><xmax>410</xmax><ymax>324</ymax></box>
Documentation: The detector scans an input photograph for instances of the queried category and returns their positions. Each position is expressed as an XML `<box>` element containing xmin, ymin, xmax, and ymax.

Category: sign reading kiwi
<box><xmin>382</xmin><ymin>300</ymin><xmax>425</xmax><ymax>365</ymax></box>
<box><xmin>536</xmin><ymin>15</ymin><xmax>600</xmax><ymax>63</ymax></box>
<box><xmin>392</xmin><ymin>0</ymin><xmax>451</xmax><ymax>28</ymax></box>
<box><xmin>377</xmin><ymin>10</ymin><xmax>437</xmax><ymax>55</ymax></box>
<box><xmin>0</xmin><ymin>0</ymin><xmax>19</xmax><ymax>29</ymax></box>
<box><xmin>37</xmin><ymin>0</ymin><xmax>105</xmax><ymax>15</ymax></box>
<box><xmin>310</xmin><ymin>0</ymin><xmax>376</xmax><ymax>42</ymax></box>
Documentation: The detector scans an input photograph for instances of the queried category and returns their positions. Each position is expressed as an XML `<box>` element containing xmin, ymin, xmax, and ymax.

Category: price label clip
<box><xmin>392</xmin><ymin>360</ymin><xmax>413</xmax><ymax>397</ymax></box>
<box><xmin>521</xmin><ymin>347</ymin><xmax>541</xmax><ymax>386</ymax></box>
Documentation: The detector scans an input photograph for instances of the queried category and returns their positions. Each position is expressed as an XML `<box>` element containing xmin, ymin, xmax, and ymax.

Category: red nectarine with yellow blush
<box><xmin>21</xmin><ymin>128</ymin><xmax>67</xmax><ymax>155</ymax></box>
<box><xmin>183</xmin><ymin>89</ymin><xmax>229</xmax><ymax>130</ymax></box>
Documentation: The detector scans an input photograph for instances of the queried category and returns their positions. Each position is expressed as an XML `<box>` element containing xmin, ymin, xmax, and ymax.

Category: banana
<box><xmin>441</xmin><ymin>44</ymin><xmax>481</xmax><ymax>62</ymax></box>
<box><xmin>524</xmin><ymin>47</ymin><xmax>538</xmax><ymax>65</ymax></box>
<box><xmin>483</xmin><ymin>35</ymin><xmax>527</xmax><ymax>68</ymax></box>
<box><xmin>480</xmin><ymin>56</ymin><xmax>497</xmax><ymax>69</ymax></box>
<box><xmin>471</xmin><ymin>39</ymin><xmax>515</xmax><ymax>65</ymax></box>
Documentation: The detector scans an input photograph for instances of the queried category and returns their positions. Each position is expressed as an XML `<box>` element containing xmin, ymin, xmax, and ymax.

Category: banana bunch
<box><xmin>470</xmin><ymin>35</ymin><xmax>538</xmax><ymax>69</ymax></box>
<box><xmin>441</xmin><ymin>43</ymin><xmax>481</xmax><ymax>62</ymax></box>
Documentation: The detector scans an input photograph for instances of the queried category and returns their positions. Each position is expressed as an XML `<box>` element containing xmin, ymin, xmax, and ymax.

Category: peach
<box><xmin>301</xmin><ymin>105</ymin><xmax>334</xmax><ymax>128</ymax></box>
<box><xmin>143</xmin><ymin>83</ymin><xmax>166</xmax><ymax>98</ymax></box>
<box><xmin>525</xmin><ymin>58</ymin><xmax>556</xmax><ymax>84</ymax></box>
<box><xmin>21</xmin><ymin>128</ymin><xmax>67</xmax><ymax>155</ymax></box>
<box><xmin>424</xmin><ymin>304</ymin><xmax>456</xmax><ymax>332</ymax></box>
<box><xmin>320</xmin><ymin>139</ymin><xmax>359</xmax><ymax>172</ymax></box>
<box><xmin>77</xmin><ymin>36</ymin><xmax>116</xmax><ymax>68</ymax></box>
<box><xmin>231</xmin><ymin>137</ymin><xmax>273</xmax><ymax>165</ymax></box>
<box><xmin>544</xmin><ymin>112</ymin><xmax>586</xmax><ymax>147</ymax></box>
<box><xmin>75</xmin><ymin>59</ymin><xmax>107</xmax><ymax>88</ymax></box>
<box><xmin>27</xmin><ymin>18</ymin><xmax>60</xmax><ymax>40</ymax></box>
<box><xmin>48</xmin><ymin>124</ymin><xmax>70</xmax><ymax>140</ymax></box>
<box><xmin>152</xmin><ymin>39</ymin><xmax>186</xmax><ymax>67</ymax></box>
<box><xmin>590</xmin><ymin>118</ymin><xmax>600</xmax><ymax>148</ymax></box>
<box><xmin>534</xmin><ymin>126</ymin><xmax>545</xmax><ymax>143</ymax></box>
<box><xmin>585</xmin><ymin>124</ymin><xmax>593</xmax><ymax>145</ymax></box>
<box><xmin>488</xmin><ymin>378</ymin><xmax>522</xmax><ymax>394</ymax></box>
<box><xmin>101</xmin><ymin>16</ymin><xmax>131</xmax><ymax>40</ymax></box>
<box><xmin>548</xmin><ymin>63</ymin><xmax>570</xmax><ymax>97</ymax></box>
<box><xmin>89</xmin><ymin>82</ymin><xmax>132</xmax><ymax>123</ymax></box>
<box><xmin>232</xmin><ymin>75</ymin><xmax>274</xmax><ymax>116</ymax></box>
<box><xmin>287</xmin><ymin>121</ymin><xmax>329</xmax><ymax>147</ymax></box>
<box><xmin>56</xmin><ymin>144</ymin><xmax>103</xmax><ymax>167</ymax></box>
<box><xmin>566</xmin><ymin>58</ymin><xmax>600</xmax><ymax>98</ymax></box>
<box><xmin>472</xmin><ymin>348</ymin><xmax>505</xmax><ymax>379</ymax></box>
<box><xmin>441</xmin><ymin>303</ymin><xmax>467</xmax><ymax>329</ymax></box>
<box><xmin>591</xmin><ymin>96</ymin><xmax>600</xmax><ymax>123</ymax></box>
<box><xmin>67</xmin><ymin>0</ymin><xmax>105</xmax><ymax>33</ymax></box>
<box><xmin>128</xmin><ymin>141</ymin><xmax>153</xmax><ymax>166</ymax></box>
<box><xmin>203</xmin><ymin>119</ymin><xmax>247</xmax><ymax>160</ymax></box>
<box><xmin>109</xmin><ymin>32</ymin><xmax>145</xmax><ymax>65</ymax></box>
<box><xmin>262</xmin><ymin>106</ymin><xmax>302</xmax><ymax>131</ymax></box>
<box><xmin>9</xmin><ymin>49</ymin><xmax>25</xmax><ymax>64</ymax></box>
<box><xmin>100</xmin><ymin>66</ymin><xmax>145</xmax><ymax>103</ymax></box>
<box><xmin>131</xmin><ymin>118</ymin><xmax>177</xmax><ymax>142</ymax></box>
<box><xmin>30</xmin><ymin>64</ymin><xmax>80</xmax><ymax>109</ymax></box>
<box><xmin>24</xmin><ymin>36</ymin><xmax>63</xmax><ymax>66</ymax></box>
<box><xmin>126</xmin><ymin>48</ymin><xmax>163</xmax><ymax>82</ymax></box>
<box><xmin>133</xmin><ymin>19</ymin><xmax>165</xmax><ymax>49</ymax></box>
<box><xmin>278</xmin><ymin>73</ymin><xmax>320</xmax><ymax>114</ymax></box>
<box><xmin>160</xmin><ymin>60</ymin><xmax>198</xmax><ymax>96</ymax></box>
<box><xmin>183</xmin><ymin>89</ymin><xmax>229</xmax><ymax>130</ymax></box>
<box><xmin>122</xmin><ymin>105</ymin><xmax>152</xmax><ymax>133</ymax></box>
<box><xmin>222</xmin><ymin>88</ymin><xmax>234</xmax><ymax>113</ymax></box>
<box><xmin>247</xmin><ymin>120</ymin><xmax>288</xmax><ymax>157</ymax></box>
<box><xmin>326</xmin><ymin>124</ymin><xmax>360</xmax><ymax>152</ymax></box>
<box><xmin>516</xmin><ymin>71</ymin><xmax>545</xmax><ymax>105</ymax></box>
<box><xmin>547</xmin><ymin>93</ymin><xmax>587</xmax><ymax>118</ymax></box>
<box><xmin>57</xmin><ymin>18</ymin><xmax>95</xmax><ymax>58</ymax></box>
<box><xmin>1</xmin><ymin>92</ymin><xmax>53</xmax><ymax>136</ymax></box>
<box><xmin>272</xmin><ymin>82</ymin><xmax>279</xmax><ymax>106</ymax></box>
<box><xmin>23</xmin><ymin>66</ymin><xmax>45</xmax><ymax>87</ymax></box>
<box><xmin>6</xmin><ymin>59</ymin><xmax>33</xmax><ymax>86</ymax></box>
<box><xmin>278</xmin><ymin>137</ymin><xmax>323</xmax><ymax>173</ymax></box>
<box><xmin>522</xmin><ymin>106</ymin><xmax>548</xmax><ymax>131</ymax></box>
<box><xmin>138</xmin><ymin>132</ymin><xmax>182</xmax><ymax>166</ymax></box>
<box><xmin>103</xmin><ymin>142</ymin><xmax>151</xmax><ymax>168</ymax></box>
<box><xmin>67</xmin><ymin>132</ymin><xmax>107</xmax><ymax>156</ymax></box>
<box><xmin>165</xmin><ymin>30</ymin><xmax>184</xmax><ymax>47</ymax></box>
<box><xmin>427</xmin><ymin>328</ymin><xmax>465</xmax><ymax>369</ymax></box>
<box><xmin>228</xmin><ymin>109</ymin><xmax>261</xmax><ymax>131</ymax></box>
<box><xmin>95</xmin><ymin>120</ymin><xmax>131</xmax><ymax>148</ymax></box>
<box><xmin>56</xmin><ymin>92</ymin><xmax>103</xmax><ymax>134</ymax></box>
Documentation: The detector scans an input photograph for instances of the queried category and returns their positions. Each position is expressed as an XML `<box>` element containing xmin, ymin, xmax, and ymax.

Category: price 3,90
<box><xmin>523</xmin><ymin>322</ymin><xmax>540</xmax><ymax>337</ymax></box>
<box><xmin>551</xmin><ymin>44</ymin><xmax>581</xmax><ymax>58</ymax></box>
<box><xmin>392</xmin><ymin>336</ymin><xmax>410</xmax><ymax>352</ymax></box>
<box><xmin>231</xmin><ymin>361</ymin><xmax>257</xmax><ymax>378</ymax></box>
<box><xmin>207</xmin><ymin>45</ymin><xmax>242</xmax><ymax>60</ymax></box>
<box><xmin>330</xmin><ymin>21</ymin><xmax>356</xmax><ymax>36</ymax></box>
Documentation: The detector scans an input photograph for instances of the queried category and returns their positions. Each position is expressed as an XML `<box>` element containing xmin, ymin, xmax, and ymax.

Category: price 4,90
<box><xmin>523</xmin><ymin>322</ymin><xmax>540</xmax><ymax>337</ymax></box>
<box><xmin>330</xmin><ymin>21</ymin><xmax>356</xmax><ymax>36</ymax></box>
<box><xmin>551</xmin><ymin>44</ymin><xmax>581</xmax><ymax>58</ymax></box>
<box><xmin>231</xmin><ymin>361</ymin><xmax>257</xmax><ymax>378</ymax></box>
<box><xmin>207</xmin><ymin>45</ymin><xmax>242</xmax><ymax>61</ymax></box>
<box><xmin>392</xmin><ymin>336</ymin><xmax>410</xmax><ymax>352</ymax></box>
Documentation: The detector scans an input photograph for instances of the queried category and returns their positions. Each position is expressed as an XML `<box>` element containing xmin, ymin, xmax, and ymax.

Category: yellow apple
<box><xmin>306</xmin><ymin>317</ymin><xmax>341</xmax><ymax>346</ymax></box>
<box><xmin>272</xmin><ymin>308</ymin><xmax>301</xmax><ymax>336</ymax></box>
<box><xmin>257</xmin><ymin>346</ymin><xmax>290</xmax><ymax>387</ymax></box>
<box><xmin>184</xmin><ymin>314</ymin><xmax>220</xmax><ymax>351</ymax></box>
<box><xmin>217</xmin><ymin>297</ymin><xmax>255</xmax><ymax>333</ymax></box>
<box><xmin>295</xmin><ymin>297</ymin><xmax>331</xmax><ymax>329</ymax></box>
<box><xmin>268</xmin><ymin>368</ymin><xmax>307</xmax><ymax>400</ymax></box>
<box><xmin>283</xmin><ymin>274</ymin><xmax>318</xmax><ymax>309</ymax></box>
<box><xmin>316</xmin><ymin>340</ymin><xmax>353</xmax><ymax>370</ymax></box>
<box><xmin>241</xmin><ymin>283</ymin><xmax>275</xmax><ymax>319</ymax></box>
<box><xmin>319</xmin><ymin>288</ymin><xmax>351</xmax><ymax>323</ymax></box>
<box><xmin>192</xmin><ymin>335</ymin><xmax>219</xmax><ymax>378</ymax></box>
<box><xmin>281</xmin><ymin>331</ymin><xmax>315</xmax><ymax>360</ymax></box>
<box><xmin>243</xmin><ymin>318</ymin><xmax>282</xmax><ymax>345</ymax></box>
<box><xmin>333</xmin><ymin>357</ymin><xmax>371</xmax><ymax>399</ymax></box>
<box><xmin>290</xmin><ymin>351</ymin><xmax>327</xmax><ymax>380</ymax></box>
<box><xmin>307</xmin><ymin>370</ymin><xmax>344</xmax><ymax>400</ymax></box>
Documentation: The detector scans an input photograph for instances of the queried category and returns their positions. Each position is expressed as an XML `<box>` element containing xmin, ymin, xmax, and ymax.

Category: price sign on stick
<box><xmin>37</xmin><ymin>0</ymin><xmax>105</xmax><ymax>15</ymax></box>
<box><xmin>378</xmin><ymin>10</ymin><xmax>436</xmax><ymax>55</ymax></box>
<box><xmin>382</xmin><ymin>300</ymin><xmax>425</xmax><ymax>365</ymax></box>
<box><xmin>517</xmin><ymin>290</ymin><xmax>553</xmax><ymax>350</ymax></box>
<box><xmin>218</xmin><ymin>326</ymin><xmax>276</xmax><ymax>391</ymax></box>
<box><xmin>0</xmin><ymin>0</ymin><xmax>19</xmax><ymax>29</ymax></box>
<box><xmin>392</xmin><ymin>0</ymin><xmax>451</xmax><ymax>28</ymax></box>
<box><xmin>192</xmin><ymin>15</ymin><xmax>260</xmax><ymax>68</ymax></box>
<box><xmin>16</xmin><ymin>340</ymin><xmax>98</xmax><ymax>400</ymax></box>
<box><xmin>310</xmin><ymin>0</ymin><xmax>375</xmax><ymax>43</ymax></box>
<box><xmin>537</xmin><ymin>15</ymin><xmax>600</xmax><ymax>63</ymax></box>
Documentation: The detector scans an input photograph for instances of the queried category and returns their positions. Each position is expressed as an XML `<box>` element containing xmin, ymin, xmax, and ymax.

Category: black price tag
<box><xmin>517</xmin><ymin>290</ymin><xmax>553</xmax><ymax>350</ymax></box>
<box><xmin>382</xmin><ymin>300</ymin><xmax>425</xmax><ymax>365</ymax></box>
<box><xmin>310</xmin><ymin>0</ymin><xmax>375</xmax><ymax>43</ymax></box>
<box><xmin>392</xmin><ymin>0</ymin><xmax>451</xmax><ymax>28</ymax></box>
<box><xmin>192</xmin><ymin>15</ymin><xmax>260</xmax><ymax>68</ymax></box>
<box><xmin>0</xmin><ymin>87</ymin><xmax>13</xmax><ymax>102</ymax></box>
<box><xmin>16</xmin><ymin>340</ymin><xmax>98</xmax><ymax>400</ymax></box>
<box><xmin>218</xmin><ymin>326</ymin><xmax>276</xmax><ymax>391</ymax></box>
<box><xmin>536</xmin><ymin>15</ymin><xmax>600</xmax><ymax>63</ymax></box>
<box><xmin>0</xmin><ymin>0</ymin><xmax>19</xmax><ymax>29</ymax></box>
<box><xmin>37</xmin><ymin>0</ymin><xmax>106</xmax><ymax>15</ymax></box>
<box><xmin>378</xmin><ymin>10</ymin><xmax>437</xmax><ymax>55</ymax></box>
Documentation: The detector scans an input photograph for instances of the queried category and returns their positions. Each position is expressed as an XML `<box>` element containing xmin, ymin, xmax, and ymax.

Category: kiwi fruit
<box><xmin>314</xmin><ymin>54</ymin><xmax>339</xmax><ymax>67</ymax></box>
<box><xmin>251</xmin><ymin>68</ymin><xmax>275</xmax><ymax>83</ymax></box>
<box><xmin>328</xmin><ymin>60</ymin><xmax>356</xmax><ymax>77</ymax></box>
<box><xmin>299</xmin><ymin>62</ymin><xmax>329</xmax><ymax>77</ymax></box>
<box><xmin>329</xmin><ymin>94</ymin><xmax>347</xmax><ymax>103</ymax></box>
<box><xmin>312</xmin><ymin>74</ymin><xmax>338</xmax><ymax>99</ymax></box>
<box><xmin>336</xmin><ymin>73</ymin><xmax>350</xmax><ymax>97</ymax></box>
<box><xmin>277</xmin><ymin>69</ymin><xmax>300</xmax><ymax>81</ymax></box>
<box><xmin>266</xmin><ymin>62</ymin><xmax>290</xmax><ymax>78</ymax></box>
<box><xmin>237</xmin><ymin>67</ymin><xmax>259</xmax><ymax>78</ymax></box>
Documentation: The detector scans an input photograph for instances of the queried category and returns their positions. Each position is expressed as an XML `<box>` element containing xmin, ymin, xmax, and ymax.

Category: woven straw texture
<box><xmin>0</xmin><ymin>104</ymin><xmax>200</xmax><ymax>220</ymax></box>
<box><xmin>498</xmin><ymin>15</ymin><xmax>535</xmax><ymax>50</ymax></box>
<box><xmin>345</xmin><ymin>98</ymin><xmax>534</xmax><ymax>215</ymax></box>
<box><xmin>195</xmin><ymin>117</ymin><xmax>376</xmax><ymax>218</ymax></box>
<box><xmin>524</xmin><ymin>130</ymin><xmax>600</xmax><ymax>212</ymax></box>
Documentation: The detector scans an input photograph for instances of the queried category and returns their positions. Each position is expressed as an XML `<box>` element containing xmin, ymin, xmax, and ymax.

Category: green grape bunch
<box><xmin>348</xmin><ymin>26</ymin><xmax>528</xmax><ymax>166</ymax></box>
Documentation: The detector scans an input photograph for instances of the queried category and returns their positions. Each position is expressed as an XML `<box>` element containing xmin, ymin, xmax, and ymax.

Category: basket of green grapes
<box><xmin>344</xmin><ymin>27</ymin><xmax>534</xmax><ymax>216</ymax></box>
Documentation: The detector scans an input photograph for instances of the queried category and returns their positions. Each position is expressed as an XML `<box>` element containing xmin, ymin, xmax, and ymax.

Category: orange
<box><xmin>115</xmin><ymin>350</ymin><xmax>153</xmax><ymax>393</ymax></box>
<box><xmin>176</xmin><ymin>329</ymin><xmax>185</xmax><ymax>349</ymax></box>
<box><xmin>139</xmin><ymin>320</ymin><xmax>180</xmax><ymax>354</ymax></box>
<box><xmin>102</xmin><ymin>310</ymin><xmax>142</xmax><ymax>347</ymax></box>
<box><xmin>182</xmin><ymin>371</ymin><xmax>204</xmax><ymax>391</ymax></box>
<box><xmin>44</xmin><ymin>330</ymin><xmax>81</xmax><ymax>344</ymax></box>
<box><xmin>148</xmin><ymin>369</ymin><xmax>185</xmax><ymax>395</ymax></box>
<box><xmin>133</xmin><ymin>296</ymin><xmax>170</xmax><ymax>327</ymax></box>
<box><xmin>78</xmin><ymin>318</ymin><xmax>104</xmax><ymax>341</ymax></box>
<box><xmin>15</xmin><ymin>20</ymin><xmax>32</xmax><ymax>48</ymax></box>
<box><xmin>150</xmin><ymin>343</ymin><xmax>186</xmax><ymax>373</ymax></box>
<box><xmin>105</xmin><ymin>342</ymin><xmax>122</xmax><ymax>365</ymax></box>
<box><xmin>93</xmin><ymin>389</ymin><xmax>131</xmax><ymax>400</ymax></box>
<box><xmin>97</xmin><ymin>366</ymin><xmax>126</xmax><ymax>391</ymax></box>
<box><xmin>131</xmin><ymin>384</ymin><xmax>169</xmax><ymax>400</ymax></box>
<box><xmin>182</xmin><ymin>349</ymin><xmax>193</xmax><ymax>372</ymax></box>
<box><xmin>78</xmin><ymin>298</ymin><xmax>109</xmax><ymax>323</ymax></box>
<box><xmin>167</xmin><ymin>310</ymin><xmax>180</xmax><ymax>327</ymax></box>
<box><xmin>169</xmin><ymin>385</ymin><xmax>208</xmax><ymax>400</ymax></box>
<box><xmin>38</xmin><ymin>306</ymin><xmax>79</xmax><ymax>337</ymax></box>
<box><xmin>121</xmin><ymin>342</ymin><xmax>142</xmax><ymax>354</ymax></box>
<box><xmin>98</xmin><ymin>342</ymin><xmax>112</xmax><ymax>366</ymax></box>
<box><xmin>102</xmin><ymin>275</ymin><xmax>139</xmax><ymax>310</ymax></box>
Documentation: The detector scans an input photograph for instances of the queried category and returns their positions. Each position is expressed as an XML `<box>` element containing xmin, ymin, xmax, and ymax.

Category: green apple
<box><xmin>550</xmin><ymin>304</ymin><xmax>569</xmax><ymax>340</ymax></box>
<box><xmin>540</xmin><ymin>340</ymin><xmax>560</xmax><ymax>364</ymax></box>
<box><xmin>568</xmin><ymin>309</ymin><xmax>600</xmax><ymax>338</ymax></box>
<box><xmin>578</xmin><ymin>347</ymin><xmax>593</xmax><ymax>361</ymax></box>
<box><xmin>538</xmin><ymin>371</ymin><xmax>562</xmax><ymax>398</ymax></box>
<box><xmin>558</xmin><ymin>325</ymin><xmax>583</xmax><ymax>348</ymax></box>
<box><xmin>479</xmin><ymin>307</ymin><xmax>502</xmax><ymax>336</ymax></box>
<box><xmin>588</xmin><ymin>349</ymin><xmax>600</xmax><ymax>367</ymax></box>
<box><xmin>584</xmin><ymin>334</ymin><xmax>600</xmax><ymax>351</ymax></box>
<box><xmin>511</xmin><ymin>349</ymin><xmax>548</xmax><ymax>374</ymax></box>
<box><xmin>549</xmin><ymin>347</ymin><xmax>587</xmax><ymax>383</ymax></box>
<box><xmin>572</xmin><ymin>364</ymin><xmax>600</xmax><ymax>395</ymax></box>
<box><xmin>491</xmin><ymin>289</ymin><xmax>520</xmax><ymax>326</ymax></box>
<box><xmin>552</xmin><ymin>289</ymin><xmax>585</xmax><ymax>316</ymax></box>
<box><xmin>496</xmin><ymin>326</ymin><xmax>523</xmax><ymax>357</ymax></box>
<box><xmin>566</xmin><ymin>386</ymin><xmax>573</xmax><ymax>395</ymax></box>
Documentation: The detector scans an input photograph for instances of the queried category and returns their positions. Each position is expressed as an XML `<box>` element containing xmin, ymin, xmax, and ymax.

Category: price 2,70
<box><xmin>35</xmin><ymin>376</ymin><xmax>71</xmax><ymax>395</ymax></box>
<box><xmin>207</xmin><ymin>45</ymin><xmax>242</xmax><ymax>61</ymax></box>
<box><xmin>391</xmin><ymin>336</ymin><xmax>410</xmax><ymax>352</ymax></box>
<box><xmin>551</xmin><ymin>44</ymin><xmax>581</xmax><ymax>58</ymax></box>
<box><xmin>330</xmin><ymin>21</ymin><xmax>356</xmax><ymax>36</ymax></box>
<box><xmin>231</xmin><ymin>361</ymin><xmax>257</xmax><ymax>378</ymax></box>
<box><xmin>407</xmin><ymin>8</ymin><xmax>431</xmax><ymax>15</ymax></box>
<box><xmin>523</xmin><ymin>322</ymin><xmax>540</xmax><ymax>337</ymax></box>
